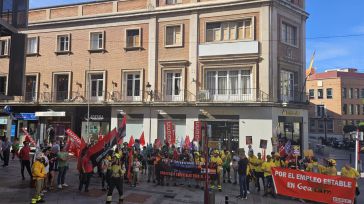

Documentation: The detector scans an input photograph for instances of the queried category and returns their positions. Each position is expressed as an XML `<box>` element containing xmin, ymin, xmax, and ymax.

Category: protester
<box><xmin>79</xmin><ymin>152</ymin><xmax>93</xmax><ymax>192</ymax></box>
<box><xmin>57</xmin><ymin>146</ymin><xmax>69</xmax><ymax>189</ymax></box>
<box><xmin>2</xmin><ymin>137</ymin><xmax>12</xmax><ymax>167</ymax></box>
<box><xmin>251</xmin><ymin>152</ymin><xmax>264</xmax><ymax>192</ymax></box>
<box><xmin>131</xmin><ymin>155</ymin><xmax>141</xmax><ymax>187</ymax></box>
<box><xmin>262</xmin><ymin>155</ymin><xmax>276</xmax><ymax>197</ymax></box>
<box><xmin>194</xmin><ymin>151</ymin><xmax>205</xmax><ymax>189</ymax></box>
<box><xmin>210</xmin><ymin>150</ymin><xmax>223</xmax><ymax>191</ymax></box>
<box><xmin>31</xmin><ymin>153</ymin><xmax>47</xmax><ymax>204</ymax></box>
<box><xmin>306</xmin><ymin>157</ymin><xmax>324</xmax><ymax>173</ymax></box>
<box><xmin>19</xmin><ymin>141</ymin><xmax>32</xmax><ymax>180</ymax></box>
<box><xmin>324</xmin><ymin>159</ymin><xmax>337</xmax><ymax>176</ymax></box>
<box><xmin>41</xmin><ymin>149</ymin><xmax>50</xmax><ymax>193</ymax></box>
<box><xmin>237</xmin><ymin>152</ymin><xmax>249</xmax><ymax>200</ymax></box>
<box><xmin>341</xmin><ymin>163</ymin><xmax>360</xmax><ymax>204</ymax></box>
<box><xmin>101</xmin><ymin>155</ymin><xmax>111</xmax><ymax>191</ymax></box>
<box><xmin>106</xmin><ymin>155</ymin><xmax>126</xmax><ymax>204</ymax></box>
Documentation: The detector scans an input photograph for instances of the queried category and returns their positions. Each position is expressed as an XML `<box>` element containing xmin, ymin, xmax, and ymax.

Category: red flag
<box><xmin>139</xmin><ymin>132</ymin><xmax>145</xmax><ymax>146</ymax></box>
<box><xmin>184</xmin><ymin>135</ymin><xmax>191</xmax><ymax>149</ymax></box>
<box><xmin>65</xmin><ymin>128</ymin><xmax>87</xmax><ymax>151</ymax></box>
<box><xmin>21</xmin><ymin>128</ymin><xmax>36</xmax><ymax>146</ymax></box>
<box><xmin>117</xmin><ymin>116</ymin><xmax>127</xmax><ymax>144</ymax></box>
<box><xmin>171</xmin><ymin>127</ymin><xmax>176</xmax><ymax>145</ymax></box>
<box><xmin>128</xmin><ymin>136</ymin><xmax>135</xmax><ymax>148</ymax></box>
<box><xmin>193</xmin><ymin>121</ymin><xmax>202</xmax><ymax>142</ymax></box>
<box><xmin>164</xmin><ymin>120</ymin><xmax>173</xmax><ymax>146</ymax></box>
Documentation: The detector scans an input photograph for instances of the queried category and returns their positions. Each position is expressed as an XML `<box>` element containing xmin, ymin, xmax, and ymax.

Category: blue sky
<box><xmin>30</xmin><ymin>0</ymin><xmax>364</xmax><ymax>72</ymax></box>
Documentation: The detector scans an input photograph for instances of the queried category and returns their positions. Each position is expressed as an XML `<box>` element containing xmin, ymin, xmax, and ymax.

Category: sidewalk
<box><xmin>0</xmin><ymin>158</ymin><xmax>362</xmax><ymax>204</ymax></box>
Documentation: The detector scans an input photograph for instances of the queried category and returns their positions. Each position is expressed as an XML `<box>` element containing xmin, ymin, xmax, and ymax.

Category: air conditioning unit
<box><xmin>198</xmin><ymin>90</ymin><xmax>211</xmax><ymax>102</ymax></box>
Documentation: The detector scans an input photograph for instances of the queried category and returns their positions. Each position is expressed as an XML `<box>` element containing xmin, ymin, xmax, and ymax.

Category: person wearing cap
<box><xmin>324</xmin><ymin>159</ymin><xmax>337</xmax><ymax>176</ymax></box>
<box><xmin>306</xmin><ymin>157</ymin><xmax>324</xmax><ymax>174</ymax></box>
<box><xmin>341</xmin><ymin>163</ymin><xmax>360</xmax><ymax>203</ymax></box>
<box><xmin>19</xmin><ymin>141</ymin><xmax>32</xmax><ymax>180</ymax></box>
<box><xmin>210</xmin><ymin>150</ymin><xmax>223</xmax><ymax>191</ymax></box>
<box><xmin>31</xmin><ymin>153</ymin><xmax>47</xmax><ymax>204</ymax></box>
<box><xmin>261</xmin><ymin>155</ymin><xmax>276</xmax><ymax>197</ymax></box>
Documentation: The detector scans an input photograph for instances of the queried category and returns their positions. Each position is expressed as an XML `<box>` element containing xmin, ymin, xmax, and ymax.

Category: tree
<box><xmin>343</xmin><ymin>125</ymin><xmax>357</xmax><ymax>133</ymax></box>
<box><xmin>358</xmin><ymin>122</ymin><xmax>364</xmax><ymax>132</ymax></box>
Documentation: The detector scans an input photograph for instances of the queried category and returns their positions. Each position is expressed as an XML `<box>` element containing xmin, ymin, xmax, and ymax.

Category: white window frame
<box><xmin>24</xmin><ymin>73</ymin><xmax>39</xmax><ymax>101</ymax></box>
<box><xmin>26</xmin><ymin>36</ymin><xmax>39</xmax><ymax>55</ymax></box>
<box><xmin>125</xmin><ymin>28</ymin><xmax>142</xmax><ymax>49</ymax></box>
<box><xmin>0</xmin><ymin>74</ymin><xmax>8</xmax><ymax>95</ymax></box>
<box><xmin>89</xmin><ymin>31</ymin><xmax>105</xmax><ymax>50</ymax></box>
<box><xmin>164</xmin><ymin>24</ymin><xmax>183</xmax><ymax>47</ymax></box>
<box><xmin>86</xmin><ymin>71</ymin><xmax>106</xmax><ymax>102</ymax></box>
<box><xmin>0</xmin><ymin>39</ymin><xmax>10</xmax><ymax>56</ymax></box>
<box><xmin>280</xmin><ymin>70</ymin><xmax>295</xmax><ymax>102</ymax></box>
<box><xmin>204</xmin><ymin>68</ymin><xmax>253</xmax><ymax>101</ymax></box>
<box><xmin>52</xmin><ymin>72</ymin><xmax>72</xmax><ymax>101</ymax></box>
<box><xmin>122</xmin><ymin>70</ymin><xmax>142</xmax><ymax>102</ymax></box>
<box><xmin>281</xmin><ymin>22</ymin><xmax>298</xmax><ymax>47</ymax></box>
<box><xmin>205</xmin><ymin>17</ymin><xmax>254</xmax><ymax>43</ymax></box>
<box><xmin>56</xmin><ymin>34</ymin><xmax>71</xmax><ymax>52</ymax></box>
<box><xmin>163</xmin><ymin>69</ymin><xmax>184</xmax><ymax>101</ymax></box>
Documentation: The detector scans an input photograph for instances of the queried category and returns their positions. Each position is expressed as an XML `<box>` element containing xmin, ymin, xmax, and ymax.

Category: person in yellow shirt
<box><xmin>222</xmin><ymin>150</ymin><xmax>232</xmax><ymax>183</ymax></box>
<box><xmin>251</xmin><ymin>152</ymin><xmax>264</xmax><ymax>192</ymax></box>
<box><xmin>261</xmin><ymin>155</ymin><xmax>276</xmax><ymax>197</ymax></box>
<box><xmin>341</xmin><ymin>163</ymin><xmax>360</xmax><ymax>203</ymax></box>
<box><xmin>273</xmin><ymin>153</ymin><xmax>284</xmax><ymax>168</ymax></box>
<box><xmin>210</xmin><ymin>150</ymin><xmax>223</xmax><ymax>191</ymax></box>
<box><xmin>306</xmin><ymin>157</ymin><xmax>325</xmax><ymax>174</ymax></box>
<box><xmin>324</xmin><ymin>159</ymin><xmax>337</xmax><ymax>176</ymax></box>
<box><xmin>194</xmin><ymin>151</ymin><xmax>205</xmax><ymax>189</ymax></box>
<box><xmin>31</xmin><ymin>153</ymin><xmax>47</xmax><ymax>204</ymax></box>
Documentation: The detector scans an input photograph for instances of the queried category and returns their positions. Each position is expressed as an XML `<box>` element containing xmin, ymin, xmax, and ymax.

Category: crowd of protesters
<box><xmin>0</xmin><ymin>135</ymin><xmax>361</xmax><ymax>204</ymax></box>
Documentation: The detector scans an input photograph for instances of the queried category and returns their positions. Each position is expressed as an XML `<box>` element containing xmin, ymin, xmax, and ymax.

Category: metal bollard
<box><xmin>225</xmin><ymin>195</ymin><xmax>229</xmax><ymax>204</ymax></box>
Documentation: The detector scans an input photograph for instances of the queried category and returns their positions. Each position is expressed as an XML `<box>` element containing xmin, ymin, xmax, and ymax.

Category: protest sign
<box><xmin>272</xmin><ymin>167</ymin><xmax>356</xmax><ymax>204</ymax></box>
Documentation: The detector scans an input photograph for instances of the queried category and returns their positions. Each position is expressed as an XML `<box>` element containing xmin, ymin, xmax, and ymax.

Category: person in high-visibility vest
<box><xmin>341</xmin><ymin>163</ymin><xmax>360</xmax><ymax>203</ymax></box>
<box><xmin>261</xmin><ymin>155</ymin><xmax>276</xmax><ymax>197</ymax></box>
<box><xmin>324</xmin><ymin>159</ymin><xmax>337</xmax><ymax>176</ymax></box>
<box><xmin>106</xmin><ymin>155</ymin><xmax>126</xmax><ymax>204</ymax></box>
<box><xmin>194</xmin><ymin>151</ymin><xmax>205</xmax><ymax>189</ymax></box>
<box><xmin>222</xmin><ymin>150</ymin><xmax>232</xmax><ymax>183</ymax></box>
<box><xmin>250</xmin><ymin>152</ymin><xmax>264</xmax><ymax>192</ymax></box>
<box><xmin>31</xmin><ymin>153</ymin><xmax>47</xmax><ymax>204</ymax></box>
<box><xmin>306</xmin><ymin>157</ymin><xmax>325</xmax><ymax>174</ymax></box>
<box><xmin>210</xmin><ymin>150</ymin><xmax>223</xmax><ymax>191</ymax></box>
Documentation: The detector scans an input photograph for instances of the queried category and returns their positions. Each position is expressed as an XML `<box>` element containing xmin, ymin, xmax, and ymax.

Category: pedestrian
<box><xmin>341</xmin><ymin>163</ymin><xmax>360</xmax><ymax>204</ymax></box>
<box><xmin>57</xmin><ymin>146</ymin><xmax>69</xmax><ymax>189</ymax></box>
<box><xmin>2</xmin><ymin>137</ymin><xmax>12</xmax><ymax>167</ymax></box>
<box><xmin>31</xmin><ymin>153</ymin><xmax>47</xmax><ymax>204</ymax></box>
<box><xmin>11</xmin><ymin>137</ymin><xmax>20</xmax><ymax>160</ymax></box>
<box><xmin>222</xmin><ymin>150</ymin><xmax>232</xmax><ymax>183</ymax></box>
<box><xmin>262</xmin><ymin>155</ymin><xmax>276</xmax><ymax>197</ymax></box>
<box><xmin>252</xmin><ymin>152</ymin><xmax>264</xmax><ymax>192</ymax></box>
<box><xmin>40</xmin><ymin>149</ymin><xmax>50</xmax><ymax>193</ymax></box>
<box><xmin>194</xmin><ymin>151</ymin><xmax>205</xmax><ymax>189</ymax></box>
<box><xmin>106</xmin><ymin>156</ymin><xmax>126</xmax><ymax>204</ymax></box>
<box><xmin>324</xmin><ymin>159</ymin><xmax>337</xmax><ymax>176</ymax></box>
<box><xmin>48</xmin><ymin>147</ymin><xmax>58</xmax><ymax>190</ymax></box>
<box><xmin>79</xmin><ymin>152</ymin><xmax>93</xmax><ymax>192</ymax></box>
<box><xmin>237</xmin><ymin>152</ymin><xmax>249</xmax><ymax>200</ymax></box>
<box><xmin>305</xmin><ymin>157</ymin><xmax>324</xmax><ymax>173</ymax></box>
<box><xmin>131</xmin><ymin>156</ymin><xmax>141</xmax><ymax>187</ymax></box>
<box><xmin>210</xmin><ymin>150</ymin><xmax>223</xmax><ymax>191</ymax></box>
<box><xmin>232</xmin><ymin>152</ymin><xmax>239</xmax><ymax>185</ymax></box>
<box><xmin>19</xmin><ymin>141</ymin><xmax>32</xmax><ymax>180</ymax></box>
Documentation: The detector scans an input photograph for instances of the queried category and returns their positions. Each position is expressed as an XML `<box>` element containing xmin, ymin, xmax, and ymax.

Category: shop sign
<box><xmin>90</xmin><ymin>115</ymin><xmax>104</xmax><ymax>121</ymax></box>
<box><xmin>12</xmin><ymin>113</ymin><xmax>37</xmax><ymax>120</ymax></box>
<box><xmin>281</xmin><ymin>109</ymin><xmax>301</xmax><ymax>116</ymax></box>
<box><xmin>0</xmin><ymin>117</ymin><xmax>7</xmax><ymax>124</ymax></box>
<box><xmin>35</xmin><ymin>111</ymin><xmax>65</xmax><ymax>117</ymax></box>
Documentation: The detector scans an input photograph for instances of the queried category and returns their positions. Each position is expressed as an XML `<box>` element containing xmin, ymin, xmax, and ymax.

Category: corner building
<box><xmin>0</xmin><ymin>0</ymin><xmax>309</xmax><ymax>154</ymax></box>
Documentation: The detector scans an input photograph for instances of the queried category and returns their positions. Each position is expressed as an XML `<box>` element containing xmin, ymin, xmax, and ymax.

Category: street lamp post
<box><xmin>146</xmin><ymin>82</ymin><xmax>154</xmax><ymax>145</ymax></box>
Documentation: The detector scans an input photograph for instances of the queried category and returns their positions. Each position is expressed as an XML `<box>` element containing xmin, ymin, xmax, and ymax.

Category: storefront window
<box><xmin>81</xmin><ymin>121</ymin><xmax>109</xmax><ymax>141</ymax></box>
<box><xmin>278</xmin><ymin>116</ymin><xmax>302</xmax><ymax>146</ymax></box>
<box><xmin>157</xmin><ymin>114</ymin><xmax>186</xmax><ymax>147</ymax></box>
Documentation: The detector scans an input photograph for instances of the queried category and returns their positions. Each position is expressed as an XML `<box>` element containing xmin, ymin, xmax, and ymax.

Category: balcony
<box><xmin>197</xmin><ymin>88</ymin><xmax>269</xmax><ymax>103</ymax></box>
<box><xmin>280</xmin><ymin>90</ymin><xmax>309</xmax><ymax>104</ymax></box>
<box><xmin>199</xmin><ymin>41</ymin><xmax>259</xmax><ymax>57</ymax></box>
<box><xmin>153</xmin><ymin>89</ymin><xmax>195</xmax><ymax>103</ymax></box>
<box><xmin>108</xmin><ymin>90</ymin><xmax>143</xmax><ymax>103</ymax></box>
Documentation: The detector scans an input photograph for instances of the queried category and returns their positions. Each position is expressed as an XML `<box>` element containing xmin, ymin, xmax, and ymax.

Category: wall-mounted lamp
<box><xmin>112</xmin><ymin>81</ymin><xmax>118</xmax><ymax>87</ymax></box>
<box><xmin>76</xmin><ymin>82</ymin><xmax>82</xmax><ymax>88</ymax></box>
<box><xmin>192</xmin><ymin>78</ymin><xmax>196</xmax><ymax>83</ymax></box>
<box><xmin>43</xmin><ymin>83</ymin><xmax>49</xmax><ymax>89</ymax></box>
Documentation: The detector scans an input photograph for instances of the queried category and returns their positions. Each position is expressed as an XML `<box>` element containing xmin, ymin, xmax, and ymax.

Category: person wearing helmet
<box><xmin>101</xmin><ymin>154</ymin><xmax>112</xmax><ymax>191</ymax></box>
<box><xmin>194</xmin><ymin>151</ymin><xmax>205</xmax><ymax>189</ymax></box>
<box><xmin>306</xmin><ymin>157</ymin><xmax>325</xmax><ymax>174</ymax></box>
<box><xmin>341</xmin><ymin>163</ymin><xmax>360</xmax><ymax>203</ymax></box>
<box><xmin>31</xmin><ymin>153</ymin><xmax>47</xmax><ymax>204</ymax></box>
<box><xmin>210</xmin><ymin>150</ymin><xmax>223</xmax><ymax>191</ymax></box>
<box><xmin>106</xmin><ymin>156</ymin><xmax>126</xmax><ymax>204</ymax></box>
<box><xmin>325</xmin><ymin>159</ymin><xmax>337</xmax><ymax>176</ymax></box>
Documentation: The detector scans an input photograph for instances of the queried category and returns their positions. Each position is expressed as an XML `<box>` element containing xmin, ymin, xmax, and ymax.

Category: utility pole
<box><xmin>87</xmin><ymin>58</ymin><xmax>91</xmax><ymax>144</ymax></box>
